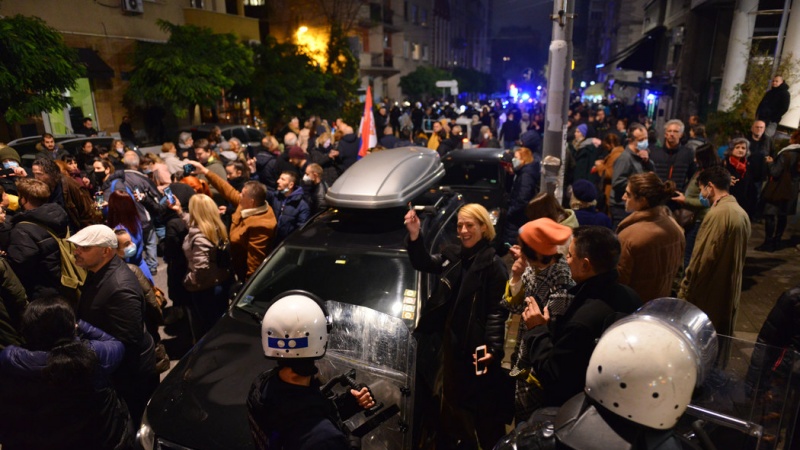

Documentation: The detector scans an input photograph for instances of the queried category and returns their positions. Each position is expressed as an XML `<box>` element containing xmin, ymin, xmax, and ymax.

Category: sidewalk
<box><xmin>735</xmin><ymin>217</ymin><xmax>800</xmax><ymax>341</ymax></box>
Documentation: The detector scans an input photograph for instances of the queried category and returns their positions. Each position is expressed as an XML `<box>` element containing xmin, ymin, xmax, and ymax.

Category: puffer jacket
<box><xmin>650</xmin><ymin>144</ymin><xmax>695</xmax><ymax>192</ymax></box>
<box><xmin>182</xmin><ymin>217</ymin><xmax>231</xmax><ymax>292</ymax></box>
<box><xmin>0</xmin><ymin>320</ymin><xmax>132</xmax><ymax>450</ymax></box>
<box><xmin>268</xmin><ymin>187</ymin><xmax>311</xmax><ymax>242</ymax></box>
<box><xmin>7</xmin><ymin>203</ymin><xmax>69</xmax><ymax>299</ymax></box>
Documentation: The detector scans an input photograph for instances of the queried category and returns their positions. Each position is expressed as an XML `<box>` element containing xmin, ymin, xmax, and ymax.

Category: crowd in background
<box><xmin>0</xmin><ymin>85</ymin><xmax>798</xmax><ymax>448</ymax></box>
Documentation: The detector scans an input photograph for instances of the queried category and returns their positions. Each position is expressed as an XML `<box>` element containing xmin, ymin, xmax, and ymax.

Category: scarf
<box><xmin>729</xmin><ymin>156</ymin><xmax>747</xmax><ymax>178</ymax></box>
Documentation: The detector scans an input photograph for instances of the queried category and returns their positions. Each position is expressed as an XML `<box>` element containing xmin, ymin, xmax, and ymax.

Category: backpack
<box><xmin>19</xmin><ymin>221</ymin><xmax>87</xmax><ymax>291</ymax></box>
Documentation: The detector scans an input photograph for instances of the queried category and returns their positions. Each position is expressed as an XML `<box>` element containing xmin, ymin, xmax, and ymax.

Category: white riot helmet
<box><xmin>261</xmin><ymin>290</ymin><xmax>331</xmax><ymax>359</ymax></box>
<box><xmin>584</xmin><ymin>318</ymin><xmax>698</xmax><ymax>430</ymax></box>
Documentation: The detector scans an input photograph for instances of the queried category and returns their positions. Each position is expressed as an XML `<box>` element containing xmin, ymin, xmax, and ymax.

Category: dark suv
<box><xmin>139</xmin><ymin>148</ymin><xmax>465</xmax><ymax>450</ymax></box>
<box><xmin>440</xmin><ymin>147</ymin><xmax>512</xmax><ymax>252</ymax></box>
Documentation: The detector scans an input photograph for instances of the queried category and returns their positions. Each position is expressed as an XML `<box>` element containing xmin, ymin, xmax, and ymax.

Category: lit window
<box><xmin>412</xmin><ymin>43</ymin><xmax>420</xmax><ymax>60</ymax></box>
<box><xmin>244</xmin><ymin>0</ymin><xmax>265</xmax><ymax>5</ymax></box>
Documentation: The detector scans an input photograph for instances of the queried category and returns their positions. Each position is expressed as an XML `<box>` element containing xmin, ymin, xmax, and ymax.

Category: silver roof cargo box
<box><xmin>326</xmin><ymin>147</ymin><xmax>445</xmax><ymax>209</ymax></box>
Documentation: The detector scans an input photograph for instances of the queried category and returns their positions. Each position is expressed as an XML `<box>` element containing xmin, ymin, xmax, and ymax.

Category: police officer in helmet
<box><xmin>247</xmin><ymin>291</ymin><xmax>375</xmax><ymax>449</ymax></box>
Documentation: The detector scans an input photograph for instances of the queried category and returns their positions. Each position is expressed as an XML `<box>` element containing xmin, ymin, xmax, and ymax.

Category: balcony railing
<box><xmin>370</xmin><ymin>52</ymin><xmax>394</xmax><ymax>68</ymax></box>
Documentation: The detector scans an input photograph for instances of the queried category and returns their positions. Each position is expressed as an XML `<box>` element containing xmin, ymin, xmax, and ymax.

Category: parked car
<box><xmin>58</xmin><ymin>136</ymin><xmax>117</xmax><ymax>156</ymax></box>
<box><xmin>176</xmin><ymin>124</ymin><xmax>266</xmax><ymax>152</ymax></box>
<box><xmin>440</xmin><ymin>147</ymin><xmax>513</xmax><ymax>253</ymax></box>
<box><xmin>7</xmin><ymin>134</ymin><xmax>82</xmax><ymax>169</ymax></box>
<box><xmin>139</xmin><ymin>148</ymin><xmax>465</xmax><ymax>450</ymax></box>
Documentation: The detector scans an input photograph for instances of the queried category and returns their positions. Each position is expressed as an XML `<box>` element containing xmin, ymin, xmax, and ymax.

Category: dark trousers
<box><xmin>189</xmin><ymin>283</ymin><xmax>229</xmax><ymax>342</ymax></box>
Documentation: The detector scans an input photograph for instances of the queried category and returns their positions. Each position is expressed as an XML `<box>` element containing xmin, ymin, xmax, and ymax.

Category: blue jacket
<box><xmin>574</xmin><ymin>207</ymin><xmax>613</xmax><ymax>229</ymax></box>
<box><xmin>268</xmin><ymin>186</ymin><xmax>311</xmax><ymax>242</ymax></box>
<box><xmin>0</xmin><ymin>320</ymin><xmax>131</xmax><ymax>449</ymax></box>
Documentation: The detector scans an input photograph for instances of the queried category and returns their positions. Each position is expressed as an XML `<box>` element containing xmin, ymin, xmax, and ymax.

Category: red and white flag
<box><xmin>358</xmin><ymin>86</ymin><xmax>377</xmax><ymax>158</ymax></box>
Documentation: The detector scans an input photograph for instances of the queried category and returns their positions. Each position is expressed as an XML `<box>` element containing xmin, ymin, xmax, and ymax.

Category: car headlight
<box><xmin>488</xmin><ymin>208</ymin><xmax>501</xmax><ymax>226</ymax></box>
<box><xmin>137</xmin><ymin>411</ymin><xmax>155</xmax><ymax>450</ymax></box>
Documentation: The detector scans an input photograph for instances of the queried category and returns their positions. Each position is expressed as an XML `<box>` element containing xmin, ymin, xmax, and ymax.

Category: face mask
<box><xmin>324</xmin><ymin>139</ymin><xmax>331</xmax><ymax>148</ymax></box>
<box><xmin>698</xmin><ymin>191</ymin><xmax>710</xmax><ymax>208</ymax></box>
<box><xmin>115</xmin><ymin>145</ymin><xmax>124</xmax><ymax>153</ymax></box>
<box><xmin>512</xmin><ymin>158</ymin><xmax>523</xmax><ymax>170</ymax></box>
<box><xmin>123</xmin><ymin>243</ymin><xmax>137</xmax><ymax>259</ymax></box>
<box><xmin>636</xmin><ymin>140</ymin><xmax>649</xmax><ymax>151</ymax></box>
<box><xmin>93</xmin><ymin>172</ymin><xmax>105</xmax><ymax>185</ymax></box>
<box><xmin>302</xmin><ymin>174</ymin><xmax>313</xmax><ymax>184</ymax></box>
<box><xmin>484</xmin><ymin>133</ymin><xmax>490</xmax><ymax>139</ymax></box>
<box><xmin>142</xmin><ymin>168</ymin><xmax>152</xmax><ymax>175</ymax></box>
<box><xmin>280</xmin><ymin>187</ymin><xmax>290</xmax><ymax>195</ymax></box>
<box><xmin>2</xmin><ymin>161</ymin><xmax>18</xmax><ymax>170</ymax></box>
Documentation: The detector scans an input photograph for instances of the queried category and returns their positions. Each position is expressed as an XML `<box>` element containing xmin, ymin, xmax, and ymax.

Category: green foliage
<box><xmin>244</xmin><ymin>37</ymin><xmax>337</xmax><ymax>133</ymax></box>
<box><xmin>399</xmin><ymin>66</ymin><xmax>451</xmax><ymax>99</ymax></box>
<box><xmin>124</xmin><ymin>20</ymin><xmax>254</xmax><ymax>118</ymax></box>
<box><xmin>319</xmin><ymin>21</ymin><xmax>359</xmax><ymax>120</ymax></box>
<box><xmin>708</xmin><ymin>51</ymin><xmax>799</xmax><ymax>147</ymax></box>
<box><xmin>0</xmin><ymin>15</ymin><xmax>85</xmax><ymax>123</ymax></box>
<box><xmin>401</xmin><ymin>66</ymin><xmax>497</xmax><ymax>100</ymax></box>
<box><xmin>705</xmin><ymin>110</ymin><xmax>751</xmax><ymax>148</ymax></box>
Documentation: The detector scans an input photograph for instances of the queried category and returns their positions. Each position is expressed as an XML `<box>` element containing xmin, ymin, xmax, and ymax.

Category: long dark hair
<box><xmin>526</xmin><ymin>192</ymin><xmax>568</xmax><ymax>223</ymax></box>
<box><xmin>107</xmin><ymin>191</ymin><xmax>142</xmax><ymax>239</ymax></box>
<box><xmin>21</xmin><ymin>297</ymin><xmax>98</xmax><ymax>386</ymax></box>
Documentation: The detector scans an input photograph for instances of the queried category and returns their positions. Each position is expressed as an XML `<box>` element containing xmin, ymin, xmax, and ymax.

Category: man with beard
<box><xmin>31</xmin><ymin>157</ymin><xmax>101</xmax><ymax>232</ymax></box>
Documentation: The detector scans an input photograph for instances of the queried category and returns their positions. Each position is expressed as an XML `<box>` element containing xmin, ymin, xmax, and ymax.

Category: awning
<box><xmin>583</xmin><ymin>83</ymin><xmax>605</xmax><ymax>97</ymax></box>
<box><xmin>76</xmin><ymin>48</ymin><xmax>114</xmax><ymax>79</ymax></box>
<box><xmin>603</xmin><ymin>26</ymin><xmax>665</xmax><ymax>72</ymax></box>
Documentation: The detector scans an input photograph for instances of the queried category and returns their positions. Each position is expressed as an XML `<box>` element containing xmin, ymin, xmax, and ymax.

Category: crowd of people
<box><xmin>0</xmin><ymin>86</ymin><xmax>798</xmax><ymax>448</ymax></box>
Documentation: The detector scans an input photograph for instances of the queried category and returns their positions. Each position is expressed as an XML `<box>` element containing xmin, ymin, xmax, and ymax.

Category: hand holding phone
<box><xmin>474</xmin><ymin>345</ymin><xmax>488</xmax><ymax>376</ymax></box>
<box><xmin>164</xmin><ymin>186</ymin><xmax>175</xmax><ymax>205</ymax></box>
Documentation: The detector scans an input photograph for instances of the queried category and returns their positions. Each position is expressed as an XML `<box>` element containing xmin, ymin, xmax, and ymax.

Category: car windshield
<box><xmin>236</xmin><ymin>244</ymin><xmax>417</xmax><ymax>320</ymax></box>
<box><xmin>441</xmin><ymin>161</ymin><xmax>500</xmax><ymax>188</ymax></box>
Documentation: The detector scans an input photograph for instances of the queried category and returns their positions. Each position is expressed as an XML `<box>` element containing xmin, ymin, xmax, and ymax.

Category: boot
<box><xmin>755</xmin><ymin>240</ymin><xmax>775</xmax><ymax>252</ymax></box>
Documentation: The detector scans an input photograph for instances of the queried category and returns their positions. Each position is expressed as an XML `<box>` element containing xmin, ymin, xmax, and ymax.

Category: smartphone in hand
<box><xmin>475</xmin><ymin>345</ymin><xmax>488</xmax><ymax>376</ymax></box>
<box><xmin>164</xmin><ymin>186</ymin><xmax>175</xmax><ymax>205</ymax></box>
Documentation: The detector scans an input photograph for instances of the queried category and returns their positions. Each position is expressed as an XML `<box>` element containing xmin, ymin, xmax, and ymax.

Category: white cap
<box><xmin>66</xmin><ymin>224</ymin><xmax>118</xmax><ymax>249</ymax></box>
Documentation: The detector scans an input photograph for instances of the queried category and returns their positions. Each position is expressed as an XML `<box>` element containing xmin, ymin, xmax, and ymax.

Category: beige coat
<box><xmin>678</xmin><ymin>195</ymin><xmax>751</xmax><ymax>336</ymax></box>
<box><xmin>617</xmin><ymin>206</ymin><xmax>685</xmax><ymax>302</ymax></box>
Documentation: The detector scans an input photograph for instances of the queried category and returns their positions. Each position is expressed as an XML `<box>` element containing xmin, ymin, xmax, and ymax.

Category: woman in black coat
<box><xmin>504</xmin><ymin>146</ymin><xmax>540</xmax><ymax>246</ymax></box>
<box><xmin>724</xmin><ymin>137</ymin><xmax>757</xmax><ymax>219</ymax></box>
<box><xmin>405</xmin><ymin>203</ymin><xmax>512</xmax><ymax>450</ymax></box>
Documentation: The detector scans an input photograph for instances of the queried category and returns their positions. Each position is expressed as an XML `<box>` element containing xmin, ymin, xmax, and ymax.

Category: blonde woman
<box><xmin>404</xmin><ymin>203</ymin><xmax>511</xmax><ymax>448</ymax></box>
<box><xmin>176</xmin><ymin>194</ymin><xmax>231</xmax><ymax>339</ymax></box>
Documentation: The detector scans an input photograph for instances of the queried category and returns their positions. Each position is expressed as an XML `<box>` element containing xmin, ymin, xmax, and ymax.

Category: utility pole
<box><xmin>541</xmin><ymin>0</ymin><xmax>575</xmax><ymax>202</ymax></box>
